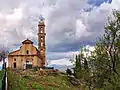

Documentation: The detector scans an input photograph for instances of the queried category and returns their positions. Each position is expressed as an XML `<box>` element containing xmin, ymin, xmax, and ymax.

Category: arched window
<box><xmin>40</xmin><ymin>27</ymin><xmax>43</xmax><ymax>33</ymax></box>
<box><xmin>41</xmin><ymin>30</ymin><xmax>43</xmax><ymax>33</ymax></box>
<box><xmin>26</xmin><ymin>50</ymin><xmax>29</xmax><ymax>54</ymax></box>
<box><xmin>41</xmin><ymin>42</ymin><xmax>43</xmax><ymax>47</ymax></box>
<box><xmin>41</xmin><ymin>38</ymin><xmax>43</xmax><ymax>41</ymax></box>
<box><xmin>14</xmin><ymin>58</ymin><xmax>16</xmax><ymax>61</ymax></box>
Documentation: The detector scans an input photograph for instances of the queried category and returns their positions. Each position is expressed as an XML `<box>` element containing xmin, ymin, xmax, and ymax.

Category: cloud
<box><xmin>47</xmin><ymin>45</ymin><xmax>95</xmax><ymax>71</ymax></box>
<box><xmin>48</xmin><ymin>58</ymin><xmax>73</xmax><ymax>66</ymax></box>
<box><xmin>0</xmin><ymin>0</ymin><xmax>120</xmax><ymax>70</ymax></box>
<box><xmin>49</xmin><ymin>64</ymin><xmax>73</xmax><ymax>72</ymax></box>
<box><xmin>48</xmin><ymin>58</ymin><xmax>74</xmax><ymax>72</ymax></box>
<box><xmin>47</xmin><ymin>51</ymin><xmax>79</xmax><ymax>60</ymax></box>
<box><xmin>0</xmin><ymin>0</ymin><xmax>89</xmax><ymax>56</ymax></box>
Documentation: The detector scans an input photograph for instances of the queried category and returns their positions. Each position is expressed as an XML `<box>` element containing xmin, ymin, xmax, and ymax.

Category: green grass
<box><xmin>7</xmin><ymin>69</ymin><xmax>81</xmax><ymax>90</ymax></box>
<box><xmin>30</xmin><ymin>82</ymin><xmax>45</xmax><ymax>90</ymax></box>
<box><xmin>0</xmin><ymin>70</ymin><xmax>4</xmax><ymax>79</ymax></box>
<box><xmin>0</xmin><ymin>70</ymin><xmax>4</xmax><ymax>87</ymax></box>
<box><xmin>7</xmin><ymin>70</ymin><xmax>29</xmax><ymax>90</ymax></box>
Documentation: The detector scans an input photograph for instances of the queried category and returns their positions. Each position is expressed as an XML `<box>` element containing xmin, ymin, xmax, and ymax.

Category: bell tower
<box><xmin>38</xmin><ymin>18</ymin><xmax>46</xmax><ymax>67</ymax></box>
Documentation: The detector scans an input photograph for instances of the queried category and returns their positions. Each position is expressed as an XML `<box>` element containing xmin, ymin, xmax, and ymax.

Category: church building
<box><xmin>8</xmin><ymin>19</ymin><xmax>46</xmax><ymax>69</ymax></box>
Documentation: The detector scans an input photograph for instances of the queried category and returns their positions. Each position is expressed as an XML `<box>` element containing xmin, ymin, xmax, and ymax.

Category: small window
<box><xmin>26</xmin><ymin>50</ymin><xmax>29</xmax><ymax>54</ymax></box>
<box><xmin>14</xmin><ymin>58</ymin><xmax>16</xmax><ymax>61</ymax></box>
<box><xmin>40</xmin><ymin>27</ymin><xmax>43</xmax><ymax>30</ymax></box>
<box><xmin>40</xmin><ymin>27</ymin><xmax>43</xmax><ymax>33</ymax></box>
<box><xmin>41</xmin><ymin>42</ymin><xmax>43</xmax><ymax>47</ymax></box>
<box><xmin>41</xmin><ymin>38</ymin><xmax>43</xmax><ymax>41</ymax></box>
<box><xmin>41</xmin><ymin>30</ymin><xmax>43</xmax><ymax>33</ymax></box>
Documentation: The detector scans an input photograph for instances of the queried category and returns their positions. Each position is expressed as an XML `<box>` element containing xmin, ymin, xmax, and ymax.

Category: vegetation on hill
<box><xmin>7</xmin><ymin>69</ymin><xmax>83</xmax><ymax>90</ymax></box>
<box><xmin>0</xmin><ymin>70</ymin><xmax>4</xmax><ymax>87</ymax></box>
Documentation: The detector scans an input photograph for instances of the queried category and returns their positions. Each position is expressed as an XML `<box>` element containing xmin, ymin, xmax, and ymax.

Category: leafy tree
<box><xmin>66</xmin><ymin>68</ymin><xmax>72</xmax><ymax>76</ymax></box>
<box><xmin>90</xmin><ymin>10</ymin><xmax>120</xmax><ymax>89</ymax></box>
<box><xmin>73</xmin><ymin>46</ymin><xmax>92</xmax><ymax>88</ymax></box>
<box><xmin>73</xmin><ymin>54</ymin><xmax>82</xmax><ymax>79</ymax></box>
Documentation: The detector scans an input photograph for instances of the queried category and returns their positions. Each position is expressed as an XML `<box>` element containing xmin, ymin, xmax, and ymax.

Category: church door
<box><xmin>26</xmin><ymin>60</ymin><xmax>32</xmax><ymax>69</ymax></box>
<box><xmin>13</xmin><ymin>62</ymin><xmax>16</xmax><ymax>68</ymax></box>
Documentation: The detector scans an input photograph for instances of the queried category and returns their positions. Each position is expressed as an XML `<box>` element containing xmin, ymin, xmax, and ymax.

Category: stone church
<box><xmin>8</xmin><ymin>19</ymin><xmax>46</xmax><ymax>69</ymax></box>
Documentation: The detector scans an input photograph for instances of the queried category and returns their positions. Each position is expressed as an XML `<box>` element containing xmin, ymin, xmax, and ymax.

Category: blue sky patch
<box><xmin>88</xmin><ymin>0</ymin><xmax>112</xmax><ymax>6</ymax></box>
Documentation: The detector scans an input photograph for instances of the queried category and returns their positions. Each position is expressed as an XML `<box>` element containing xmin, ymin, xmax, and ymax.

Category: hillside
<box><xmin>7</xmin><ymin>69</ymin><xmax>83</xmax><ymax>90</ymax></box>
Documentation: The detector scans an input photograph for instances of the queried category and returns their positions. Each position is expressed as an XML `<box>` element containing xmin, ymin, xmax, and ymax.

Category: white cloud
<box><xmin>6</xmin><ymin>8</ymin><xmax>23</xmax><ymax>20</ymax></box>
<box><xmin>47</xmin><ymin>51</ymin><xmax>79</xmax><ymax>60</ymax></box>
<box><xmin>48</xmin><ymin>58</ymin><xmax>72</xmax><ymax>66</ymax></box>
<box><xmin>76</xmin><ymin>19</ymin><xmax>91</xmax><ymax>37</ymax></box>
<box><xmin>47</xmin><ymin>45</ymin><xmax>95</xmax><ymax>71</ymax></box>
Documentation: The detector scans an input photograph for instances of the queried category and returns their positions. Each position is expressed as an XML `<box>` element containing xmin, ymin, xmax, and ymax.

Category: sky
<box><xmin>0</xmin><ymin>0</ymin><xmax>120</xmax><ymax>71</ymax></box>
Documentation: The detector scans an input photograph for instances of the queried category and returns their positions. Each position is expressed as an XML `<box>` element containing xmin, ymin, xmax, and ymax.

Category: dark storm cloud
<box><xmin>47</xmin><ymin>39</ymin><xmax>95</xmax><ymax>52</ymax></box>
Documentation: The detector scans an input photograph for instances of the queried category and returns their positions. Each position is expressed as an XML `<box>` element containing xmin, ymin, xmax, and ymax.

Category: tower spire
<box><xmin>39</xmin><ymin>15</ymin><xmax>44</xmax><ymax>21</ymax></box>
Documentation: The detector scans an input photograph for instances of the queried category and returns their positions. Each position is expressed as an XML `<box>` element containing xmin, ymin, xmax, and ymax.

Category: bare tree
<box><xmin>0</xmin><ymin>45</ymin><xmax>9</xmax><ymax>69</ymax></box>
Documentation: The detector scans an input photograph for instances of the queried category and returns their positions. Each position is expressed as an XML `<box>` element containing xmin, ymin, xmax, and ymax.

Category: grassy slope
<box><xmin>7</xmin><ymin>69</ymin><xmax>82</xmax><ymax>90</ymax></box>
<box><xmin>0</xmin><ymin>70</ymin><xmax>4</xmax><ymax>87</ymax></box>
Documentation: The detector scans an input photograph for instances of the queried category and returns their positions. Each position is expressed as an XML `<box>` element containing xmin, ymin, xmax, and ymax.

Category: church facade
<box><xmin>8</xmin><ymin>20</ymin><xmax>46</xmax><ymax>69</ymax></box>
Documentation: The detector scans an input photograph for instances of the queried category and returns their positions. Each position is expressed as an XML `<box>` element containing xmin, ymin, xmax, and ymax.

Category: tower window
<box><xmin>40</xmin><ymin>27</ymin><xmax>43</xmax><ymax>30</ymax></box>
<box><xmin>41</xmin><ymin>42</ymin><xmax>43</xmax><ymax>47</ymax></box>
<box><xmin>26</xmin><ymin>50</ymin><xmax>29</xmax><ymax>54</ymax></box>
<box><xmin>41</xmin><ymin>30</ymin><xmax>43</xmax><ymax>33</ymax></box>
<box><xmin>40</xmin><ymin>27</ymin><xmax>43</xmax><ymax>33</ymax></box>
<box><xmin>41</xmin><ymin>38</ymin><xmax>43</xmax><ymax>41</ymax></box>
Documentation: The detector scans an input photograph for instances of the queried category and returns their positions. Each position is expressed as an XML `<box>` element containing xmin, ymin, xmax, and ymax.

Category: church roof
<box><xmin>22</xmin><ymin>39</ymin><xmax>33</xmax><ymax>44</ymax></box>
<box><xmin>9</xmin><ymin>49</ymin><xmax>20</xmax><ymax>55</ymax></box>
